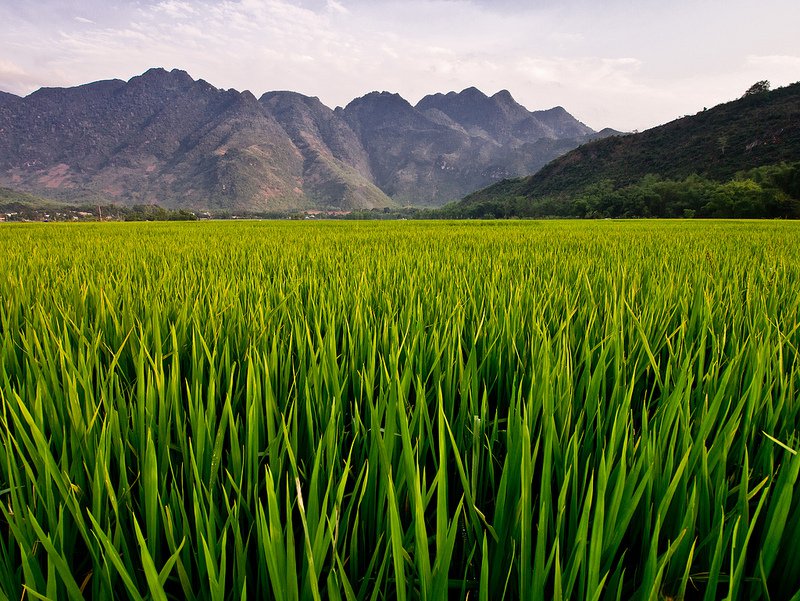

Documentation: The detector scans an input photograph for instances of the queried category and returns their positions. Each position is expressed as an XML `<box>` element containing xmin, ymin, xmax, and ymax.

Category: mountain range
<box><xmin>0</xmin><ymin>68</ymin><xmax>614</xmax><ymax>211</ymax></box>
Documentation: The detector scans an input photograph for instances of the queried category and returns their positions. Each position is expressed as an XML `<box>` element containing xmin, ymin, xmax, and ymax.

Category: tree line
<box><xmin>445</xmin><ymin>161</ymin><xmax>800</xmax><ymax>219</ymax></box>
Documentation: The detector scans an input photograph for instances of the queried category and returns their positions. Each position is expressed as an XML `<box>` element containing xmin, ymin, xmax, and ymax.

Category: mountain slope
<box><xmin>341</xmin><ymin>91</ymin><xmax>476</xmax><ymax>204</ymax></box>
<box><xmin>260</xmin><ymin>91</ymin><xmax>391</xmax><ymax>209</ymax></box>
<box><xmin>0</xmin><ymin>68</ymin><xmax>311</xmax><ymax>210</ymax></box>
<box><xmin>462</xmin><ymin>81</ymin><xmax>800</xmax><ymax>211</ymax></box>
<box><xmin>0</xmin><ymin>69</ymin><xmax>612</xmax><ymax>210</ymax></box>
<box><xmin>341</xmin><ymin>88</ymin><xmax>608</xmax><ymax>204</ymax></box>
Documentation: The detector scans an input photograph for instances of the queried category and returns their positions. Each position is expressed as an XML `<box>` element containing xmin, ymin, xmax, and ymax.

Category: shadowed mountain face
<box><xmin>259</xmin><ymin>91</ymin><xmax>388</xmax><ymax>210</ymax></box>
<box><xmin>0</xmin><ymin>69</ymin><xmax>310</xmax><ymax>210</ymax></box>
<box><xmin>0</xmin><ymin>91</ymin><xmax>20</xmax><ymax>107</ymax></box>
<box><xmin>337</xmin><ymin>88</ymin><xmax>607</xmax><ymax>205</ymax></box>
<box><xmin>340</xmin><ymin>91</ymin><xmax>476</xmax><ymax>204</ymax></box>
<box><xmin>0</xmin><ymin>68</ymin><xmax>612</xmax><ymax>210</ymax></box>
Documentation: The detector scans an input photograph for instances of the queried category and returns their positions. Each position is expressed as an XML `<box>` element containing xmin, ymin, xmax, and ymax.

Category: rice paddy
<box><xmin>0</xmin><ymin>219</ymin><xmax>798</xmax><ymax>600</ymax></box>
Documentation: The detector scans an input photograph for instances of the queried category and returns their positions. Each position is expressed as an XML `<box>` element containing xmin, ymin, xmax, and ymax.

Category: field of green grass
<box><xmin>1</xmin><ymin>220</ymin><xmax>798</xmax><ymax>600</ymax></box>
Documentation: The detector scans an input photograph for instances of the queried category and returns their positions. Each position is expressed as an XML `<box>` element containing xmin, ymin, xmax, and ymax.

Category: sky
<box><xmin>1</xmin><ymin>0</ymin><xmax>798</xmax><ymax>132</ymax></box>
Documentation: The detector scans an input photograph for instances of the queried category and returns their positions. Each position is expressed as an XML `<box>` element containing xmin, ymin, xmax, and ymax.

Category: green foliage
<box><xmin>448</xmin><ymin>162</ymin><xmax>800</xmax><ymax>219</ymax></box>
<box><xmin>461</xmin><ymin>81</ymin><xmax>800</xmax><ymax>213</ymax></box>
<box><xmin>744</xmin><ymin>80</ymin><xmax>771</xmax><ymax>96</ymax></box>
<box><xmin>0</xmin><ymin>187</ymin><xmax>54</xmax><ymax>207</ymax></box>
<box><xmin>568</xmin><ymin>166</ymin><xmax>800</xmax><ymax>219</ymax></box>
<box><xmin>119</xmin><ymin>205</ymin><xmax>198</xmax><ymax>221</ymax></box>
<box><xmin>0</xmin><ymin>221</ymin><xmax>799</xmax><ymax>600</ymax></box>
<box><xmin>0</xmin><ymin>198</ymin><xmax>199</xmax><ymax>222</ymax></box>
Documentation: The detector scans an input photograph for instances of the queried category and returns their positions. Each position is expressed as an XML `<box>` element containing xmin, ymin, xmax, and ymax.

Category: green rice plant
<box><xmin>0</xmin><ymin>219</ymin><xmax>798</xmax><ymax>600</ymax></box>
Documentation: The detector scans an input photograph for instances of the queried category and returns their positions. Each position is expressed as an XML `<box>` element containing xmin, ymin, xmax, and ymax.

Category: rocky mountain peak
<box><xmin>458</xmin><ymin>86</ymin><xmax>489</xmax><ymax>99</ymax></box>
<box><xmin>491</xmin><ymin>89</ymin><xmax>515</xmax><ymax>102</ymax></box>
<box><xmin>260</xmin><ymin>91</ymin><xmax>328</xmax><ymax>116</ymax></box>
<box><xmin>137</xmin><ymin>67</ymin><xmax>193</xmax><ymax>83</ymax></box>
<box><xmin>417</xmin><ymin>87</ymin><xmax>490</xmax><ymax>111</ymax></box>
<box><xmin>342</xmin><ymin>91</ymin><xmax>425</xmax><ymax>137</ymax></box>
<box><xmin>418</xmin><ymin>86</ymin><xmax>564</xmax><ymax>142</ymax></box>
<box><xmin>126</xmin><ymin>68</ymin><xmax>197</xmax><ymax>95</ymax></box>
<box><xmin>345</xmin><ymin>91</ymin><xmax>414</xmax><ymax>111</ymax></box>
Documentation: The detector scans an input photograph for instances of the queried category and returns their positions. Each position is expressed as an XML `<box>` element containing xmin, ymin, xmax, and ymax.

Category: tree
<box><xmin>743</xmin><ymin>80</ymin><xmax>771</xmax><ymax>96</ymax></box>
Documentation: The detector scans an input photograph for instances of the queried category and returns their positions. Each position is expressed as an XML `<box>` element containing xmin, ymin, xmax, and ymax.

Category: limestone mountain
<box><xmin>259</xmin><ymin>91</ymin><xmax>389</xmax><ymax>209</ymax></box>
<box><xmin>416</xmin><ymin>87</ymin><xmax>594</xmax><ymax>143</ymax></box>
<box><xmin>339</xmin><ymin>91</ymin><xmax>476</xmax><ymax>204</ymax></box>
<box><xmin>338</xmin><ymin>88</ymin><xmax>606</xmax><ymax>205</ymax></box>
<box><xmin>0</xmin><ymin>68</ymin><xmax>312</xmax><ymax>210</ymax></box>
<box><xmin>0</xmin><ymin>68</ymin><xmax>612</xmax><ymax>210</ymax></box>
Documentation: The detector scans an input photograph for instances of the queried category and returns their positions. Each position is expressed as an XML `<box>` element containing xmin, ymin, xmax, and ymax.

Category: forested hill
<box><xmin>455</xmin><ymin>82</ymin><xmax>800</xmax><ymax>218</ymax></box>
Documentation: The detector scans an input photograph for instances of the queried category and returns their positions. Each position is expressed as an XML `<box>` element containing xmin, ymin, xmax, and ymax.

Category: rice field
<box><xmin>0</xmin><ymin>219</ymin><xmax>798</xmax><ymax>600</ymax></box>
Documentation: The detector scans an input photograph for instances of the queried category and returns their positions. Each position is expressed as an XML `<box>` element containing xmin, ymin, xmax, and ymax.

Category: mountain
<box><xmin>260</xmin><ymin>91</ymin><xmax>390</xmax><ymax>209</ymax></box>
<box><xmin>340</xmin><ymin>91</ymin><xmax>476</xmax><ymax>204</ymax></box>
<box><xmin>459</xmin><ymin>81</ymin><xmax>800</xmax><ymax>216</ymax></box>
<box><xmin>338</xmin><ymin>88</ymin><xmax>607</xmax><ymax>205</ymax></box>
<box><xmin>0</xmin><ymin>68</ymin><xmax>313</xmax><ymax>210</ymax></box>
<box><xmin>416</xmin><ymin>87</ymin><xmax>594</xmax><ymax>143</ymax></box>
<box><xmin>0</xmin><ymin>91</ymin><xmax>19</xmax><ymax>107</ymax></box>
<box><xmin>0</xmin><ymin>68</ymin><xmax>612</xmax><ymax>211</ymax></box>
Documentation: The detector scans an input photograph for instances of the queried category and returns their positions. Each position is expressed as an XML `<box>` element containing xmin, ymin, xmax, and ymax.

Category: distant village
<box><xmin>0</xmin><ymin>204</ymin><xmax>198</xmax><ymax>222</ymax></box>
<box><xmin>0</xmin><ymin>203</ymin><xmax>383</xmax><ymax>223</ymax></box>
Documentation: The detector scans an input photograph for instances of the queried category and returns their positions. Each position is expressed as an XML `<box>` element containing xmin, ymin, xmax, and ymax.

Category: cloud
<box><xmin>326</xmin><ymin>0</ymin><xmax>349</xmax><ymax>14</ymax></box>
<box><xmin>0</xmin><ymin>59</ymin><xmax>45</xmax><ymax>96</ymax></box>
<box><xmin>2</xmin><ymin>0</ymin><xmax>796</xmax><ymax>130</ymax></box>
<box><xmin>745</xmin><ymin>54</ymin><xmax>800</xmax><ymax>70</ymax></box>
<box><xmin>154</xmin><ymin>1</ymin><xmax>198</xmax><ymax>18</ymax></box>
<box><xmin>548</xmin><ymin>31</ymin><xmax>584</xmax><ymax>45</ymax></box>
<box><xmin>0</xmin><ymin>0</ymin><xmax>659</xmax><ymax>127</ymax></box>
<box><xmin>0</xmin><ymin>59</ymin><xmax>25</xmax><ymax>76</ymax></box>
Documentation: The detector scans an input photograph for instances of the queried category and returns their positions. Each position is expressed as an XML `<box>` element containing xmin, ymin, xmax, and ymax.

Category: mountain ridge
<box><xmin>0</xmin><ymin>68</ymin><xmax>614</xmax><ymax>211</ymax></box>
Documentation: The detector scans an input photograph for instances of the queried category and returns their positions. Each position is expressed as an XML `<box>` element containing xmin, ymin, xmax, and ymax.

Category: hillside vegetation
<box><xmin>457</xmin><ymin>82</ymin><xmax>800</xmax><ymax>218</ymax></box>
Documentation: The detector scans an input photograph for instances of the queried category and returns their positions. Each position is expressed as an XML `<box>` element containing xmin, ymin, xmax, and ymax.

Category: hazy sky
<box><xmin>1</xmin><ymin>0</ymin><xmax>798</xmax><ymax>131</ymax></box>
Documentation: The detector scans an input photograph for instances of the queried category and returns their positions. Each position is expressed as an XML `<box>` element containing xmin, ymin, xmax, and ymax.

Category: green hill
<box><xmin>0</xmin><ymin>186</ymin><xmax>56</xmax><ymax>207</ymax></box>
<box><xmin>455</xmin><ymin>82</ymin><xmax>800</xmax><ymax>218</ymax></box>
